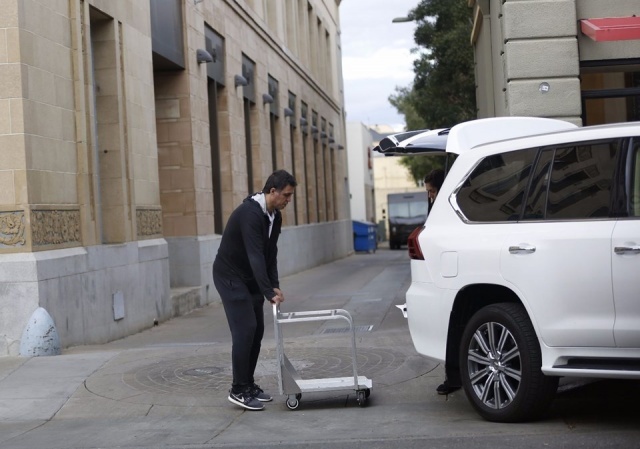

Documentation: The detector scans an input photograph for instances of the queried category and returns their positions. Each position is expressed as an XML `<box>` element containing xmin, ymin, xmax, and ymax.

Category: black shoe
<box><xmin>436</xmin><ymin>381</ymin><xmax>460</xmax><ymax>395</ymax></box>
<box><xmin>249</xmin><ymin>383</ymin><xmax>273</xmax><ymax>402</ymax></box>
<box><xmin>228</xmin><ymin>389</ymin><xmax>265</xmax><ymax>410</ymax></box>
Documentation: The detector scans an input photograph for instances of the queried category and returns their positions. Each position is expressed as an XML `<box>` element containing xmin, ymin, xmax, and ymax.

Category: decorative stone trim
<box><xmin>0</xmin><ymin>211</ymin><xmax>26</xmax><ymax>247</ymax></box>
<box><xmin>136</xmin><ymin>208</ymin><xmax>163</xmax><ymax>237</ymax></box>
<box><xmin>31</xmin><ymin>209</ymin><xmax>81</xmax><ymax>246</ymax></box>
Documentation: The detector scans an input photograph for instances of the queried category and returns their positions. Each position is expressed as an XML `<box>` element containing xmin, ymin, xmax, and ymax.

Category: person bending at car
<box><xmin>213</xmin><ymin>170</ymin><xmax>296</xmax><ymax>411</ymax></box>
<box><xmin>423</xmin><ymin>168</ymin><xmax>460</xmax><ymax>395</ymax></box>
<box><xmin>424</xmin><ymin>169</ymin><xmax>444</xmax><ymax>206</ymax></box>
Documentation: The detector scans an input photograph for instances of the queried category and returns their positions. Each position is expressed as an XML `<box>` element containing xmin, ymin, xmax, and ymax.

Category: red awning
<box><xmin>581</xmin><ymin>17</ymin><xmax>640</xmax><ymax>42</ymax></box>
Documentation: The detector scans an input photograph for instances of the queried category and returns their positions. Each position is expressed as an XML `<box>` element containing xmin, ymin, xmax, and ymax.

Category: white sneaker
<box><xmin>228</xmin><ymin>389</ymin><xmax>265</xmax><ymax>410</ymax></box>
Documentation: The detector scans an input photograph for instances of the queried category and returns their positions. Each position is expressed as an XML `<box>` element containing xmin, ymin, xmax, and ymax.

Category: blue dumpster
<box><xmin>352</xmin><ymin>220</ymin><xmax>377</xmax><ymax>253</ymax></box>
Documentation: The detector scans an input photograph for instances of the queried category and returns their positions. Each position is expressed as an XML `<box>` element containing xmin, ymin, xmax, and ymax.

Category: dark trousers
<box><xmin>213</xmin><ymin>272</ymin><xmax>265</xmax><ymax>394</ymax></box>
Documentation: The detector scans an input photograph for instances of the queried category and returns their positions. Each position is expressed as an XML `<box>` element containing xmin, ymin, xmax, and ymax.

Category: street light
<box><xmin>392</xmin><ymin>16</ymin><xmax>413</xmax><ymax>23</ymax></box>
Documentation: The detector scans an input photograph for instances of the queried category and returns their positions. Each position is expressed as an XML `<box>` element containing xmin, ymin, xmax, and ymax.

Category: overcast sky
<box><xmin>340</xmin><ymin>0</ymin><xmax>420</xmax><ymax>131</ymax></box>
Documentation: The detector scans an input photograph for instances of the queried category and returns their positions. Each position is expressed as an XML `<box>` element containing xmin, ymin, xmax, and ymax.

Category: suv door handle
<box><xmin>509</xmin><ymin>245</ymin><xmax>536</xmax><ymax>254</ymax></box>
<box><xmin>614</xmin><ymin>246</ymin><xmax>640</xmax><ymax>255</ymax></box>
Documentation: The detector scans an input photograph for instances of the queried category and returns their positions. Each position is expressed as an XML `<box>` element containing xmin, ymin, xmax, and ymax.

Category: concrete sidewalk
<box><xmin>0</xmin><ymin>249</ymin><xmax>451</xmax><ymax>448</ymax></box>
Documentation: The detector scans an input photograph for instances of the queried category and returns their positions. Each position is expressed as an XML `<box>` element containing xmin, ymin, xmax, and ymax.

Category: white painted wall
<box><xmin>346</xmin><ymin>122</ymin><xmax>375</xmax><ymax>222</ymax></box>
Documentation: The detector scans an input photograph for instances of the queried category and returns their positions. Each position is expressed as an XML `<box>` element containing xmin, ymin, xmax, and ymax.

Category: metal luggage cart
<box><xmin>272</xmin><ymin>304</ymin><xmax>372</xmax><ymax>410</ymax></box>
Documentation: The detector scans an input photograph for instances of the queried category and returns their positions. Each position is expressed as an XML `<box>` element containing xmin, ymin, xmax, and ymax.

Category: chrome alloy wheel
<box><xmin>466</xmin><ymin>321</ymin><xmax>522</xmax><ymax>410</ymax></box>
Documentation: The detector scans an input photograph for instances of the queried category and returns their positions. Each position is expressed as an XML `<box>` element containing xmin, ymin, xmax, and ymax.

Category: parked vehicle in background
<box><xmin>375</xmin><ymin>117</ymin><xmax>640</xmax><ymax>423</ymax></box>
<box><xmin>387</xmin><ymin>192</ymin><xmax>428</xmax><ymax>249</ymax></box>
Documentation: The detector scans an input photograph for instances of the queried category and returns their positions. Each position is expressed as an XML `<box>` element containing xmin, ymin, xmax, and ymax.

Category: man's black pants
<box><xmin>213</xmin><ymin>273</ymin><xmax>265</xmax><ymax>394</ymax></box>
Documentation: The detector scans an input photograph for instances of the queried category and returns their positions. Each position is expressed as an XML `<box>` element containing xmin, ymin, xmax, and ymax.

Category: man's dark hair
<box><xmin>262</xmin><ymin>169</ymin><xmax>297</xmax><ymax>193</ymax></box>
<box><xmin>423</xmin><ymin>169</ymin><xmax>445</xmax><ymax>191</ymax></box>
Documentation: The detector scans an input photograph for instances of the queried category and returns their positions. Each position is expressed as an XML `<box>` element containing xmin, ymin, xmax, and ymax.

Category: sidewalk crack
<box><xmin>204</xmin><ymin>409</ymin><xmax>245</xmax><ymax>443</ymax></box>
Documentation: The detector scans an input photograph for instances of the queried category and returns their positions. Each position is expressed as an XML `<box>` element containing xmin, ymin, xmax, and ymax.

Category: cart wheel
<box><xmin>286</xmin><ymin>397</ymin><xmax>299</xmax><ymax>410</ymax></box>
<box><xmin>357</xmin><ymin>390</ymin><xmax>367</xmax><ymax>407</ymax></box>
<box><xmin>364</xmin><ymin>388</ymin><xmax>371</xmax><ymax>398</ymax></box>
<box><xmin>295</xmin><ymin>393</ymin><xmax>302</xmax><ymax>400</ymax></box>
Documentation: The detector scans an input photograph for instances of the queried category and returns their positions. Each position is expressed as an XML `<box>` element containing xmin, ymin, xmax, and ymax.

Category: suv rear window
<box><xmin>455</xmin><ymin>139</ymin><xmax>626</xmax><ymax>222</ymax></box>
<box><xmin>455</xmin><ymin>148</ymin><xmax>537</xmax><ymax>222</ymax></box>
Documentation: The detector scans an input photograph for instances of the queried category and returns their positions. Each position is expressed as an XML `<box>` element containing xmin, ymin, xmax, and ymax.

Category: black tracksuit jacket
<box><xmin>212</xmin><ymin>195</ymin><xmax>281</xmax><ymax>302</ymax></box>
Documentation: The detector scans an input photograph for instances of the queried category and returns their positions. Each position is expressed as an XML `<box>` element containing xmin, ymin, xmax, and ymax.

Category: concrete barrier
<box><xmin>19</xmin><ymin>307</ymin><xmax>61</xmax><ymax>357</ymax></box>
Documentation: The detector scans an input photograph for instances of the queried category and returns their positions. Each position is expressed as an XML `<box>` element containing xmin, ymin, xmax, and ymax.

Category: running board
<box><xmin>553</xmin><ymin>358</ymin><xmax>640</xmax><ymax>372</ymax></box>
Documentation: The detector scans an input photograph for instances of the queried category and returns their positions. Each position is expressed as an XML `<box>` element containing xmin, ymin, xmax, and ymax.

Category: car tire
<box><xmin>459</xmin><ymin>303</ymin><xmax>558</xmax><ymax>423</ymax></box>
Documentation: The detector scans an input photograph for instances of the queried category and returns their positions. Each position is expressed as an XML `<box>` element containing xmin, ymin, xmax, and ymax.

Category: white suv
<box><xmin>377</xmin><ymin>117</ymin><xmax>640</xmax><ymax>422</ymax></box>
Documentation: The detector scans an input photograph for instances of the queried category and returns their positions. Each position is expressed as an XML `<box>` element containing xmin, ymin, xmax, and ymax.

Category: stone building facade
<box><xmin>0</xmin><ymin>0</ymin><xmax>350</xmax><ymax>355</ymax></box>
<box><xmin>469</xmin><ymin>0</ymin><xmax>640</xmax><ymax>126</ymax></box>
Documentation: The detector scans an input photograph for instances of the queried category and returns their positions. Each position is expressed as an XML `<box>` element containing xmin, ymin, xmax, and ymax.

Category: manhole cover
<box><xmin>121</xmin><ymin>347</ymin><xmax>432</xmax><ymax>396</ymax></box>
<box><xmin>183</xmin><ymin>366</ymin><xmax>223</xmax><ymax>376</ymax></box>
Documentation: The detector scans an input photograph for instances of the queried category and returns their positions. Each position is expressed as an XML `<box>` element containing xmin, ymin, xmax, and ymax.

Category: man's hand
<box><xmin>272</xmin><ymin>288</ymin><xmax>285</xmax><ymax>305</ymax></box>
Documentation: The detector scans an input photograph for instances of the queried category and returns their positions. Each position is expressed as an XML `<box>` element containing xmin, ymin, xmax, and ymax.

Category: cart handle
<box><xmin>272</xmin><ymin>303</ymin><xmax>354</xmax><ymax>327</ymax></box>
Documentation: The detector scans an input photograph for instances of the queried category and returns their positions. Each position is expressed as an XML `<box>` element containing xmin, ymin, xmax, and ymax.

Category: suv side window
<box><xmin>456</xmin><ymin>148</ymin><xmax>537</xmax><ymax>222</ymax></box>
<box><xmin>631</xmin><ymin>140</ymin><xmax>640</xmax><ymax>217</ymax></box>
<box><xmin>523</xmin><ymin>149</ymin><xmax>553</xmax><ymax>220</ymax></box>
<box><xmin>546</xmin><ymin>141</ymin><xmax>620</xmax><ymax>220</ymax></box>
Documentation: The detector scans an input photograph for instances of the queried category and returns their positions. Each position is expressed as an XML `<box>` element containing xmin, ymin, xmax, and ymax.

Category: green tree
<box><xmin>397</xmin><ymin>153</ymin><xmax>446</xmax><ymax>187</ymax></box>
<box><xmin>389</xmin><ymin>0</ymin><xmax>476</xmax><ymax>184</ymax></box>
<box><xmin>388</xmin><ymin>85</ymin><xmax>427</xmax><ymax>131</ymax></box>
<box><xmin>410</xmin><ymin>0</ymin><xmax>476</xmax><ymax>128</ymax></box>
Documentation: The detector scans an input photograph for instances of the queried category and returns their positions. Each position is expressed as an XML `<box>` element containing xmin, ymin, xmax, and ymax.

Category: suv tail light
<box><xmin>407</xmin><ymin>225</ymin><xmax>425</xmax><ymax>260</ymax></box>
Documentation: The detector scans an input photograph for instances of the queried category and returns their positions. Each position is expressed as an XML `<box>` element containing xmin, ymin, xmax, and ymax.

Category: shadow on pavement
<box><xmin>546</xmin><ymin>379</ymin><xmax>640</xmax><ymax>425</ymax></box>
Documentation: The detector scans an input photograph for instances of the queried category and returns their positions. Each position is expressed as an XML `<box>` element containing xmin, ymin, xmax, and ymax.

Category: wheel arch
<box><xmin>444</xmin><ymin>283</ymin><xmax>525</xmax><ymax>386</ymax></box>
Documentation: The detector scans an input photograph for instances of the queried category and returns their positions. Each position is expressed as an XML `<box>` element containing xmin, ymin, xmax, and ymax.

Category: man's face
<box><xmin>426</xmin><ymin>183</ymin><xmax>438</xmax><ymax>201</ymax></box>
<box><xmin>271</xmin><ymin>185</ymin><xmax>295</xmax><ymax>210</ymax></box>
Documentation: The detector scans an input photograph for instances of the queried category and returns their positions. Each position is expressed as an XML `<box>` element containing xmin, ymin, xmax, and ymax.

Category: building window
<box><xmin>321</xmin><ymin>117</ymin><xmax>329</xmax><ymax>221</ymax></box>
<box><xmin>150</xmin><ymin>0</ymin><xmax>184</xmax><ymax>70</ymax></box>
<box><xmin>285</xmin><ymin>0</ymin><xmax>298</xmax><ymax>55</ymax></box>
<box><xmin>242</xmin><ymin>54</ymin><xmax>256</xmax><ymax>194</ymax></box>
<box><xmin>268</xmin><ymin>75</ymin><xmax>280</xmax><ymax>172</ymax></box>
<box><xmin>266</xmin><ymin>0</ymin><xmax>278</xmax><ymax>32</ymax></box>
<box><xmin>206</xmin><ymin>25</ymin><xmax>225</xmax><ymax>234</ymax></box>
<box><xmin>308</xmin><ymin>7</ymin><xmax>317</xmax><ymax>78</ymax></box>
<box><xmin>312</xmin><ymin>110</ymin><xmax>321</xmax><ymax>221</ymax></box>
<box><xmin>301</xmin><ymin>101</ymin><xmax>311</xmax><ymax>223</ymax></box>
<box><xmin>329</xmin><ymin>122</ymin><xmax>336</xmax><ymax>220</ymax></box>
<box><xmin>298</xmin><ymin>0</ymin><xmax>309</xmax><ymax>67</ymax></box>
<box><xmin>288</xmin><ymin>92</ymin><xmax>298</xmax><ymax>225</ymax></box>
<box><xmin>88</xmin><ymin>7</ymin><xmax>129</xmax><ymax>243</ymax></box>
<box><xmin>324</xmin><ymin>29</ymin><xmax>331</xmax><ymax>90</ymax></box>
<box><xmin>581</xmin><ymin>61</ymin><xmax>640</xmax><ymax>125</ymax></box>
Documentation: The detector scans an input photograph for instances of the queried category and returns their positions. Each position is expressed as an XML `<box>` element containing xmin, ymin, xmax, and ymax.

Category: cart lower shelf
<box><xmin>284</xmin><ymin>377</ymin><xmax>372</xmax><ymax>410</ymax></box>
<box><xmin>295</xmin><ymin>376</ymin><xmax>372</xmax><ymax>392</ymax></box>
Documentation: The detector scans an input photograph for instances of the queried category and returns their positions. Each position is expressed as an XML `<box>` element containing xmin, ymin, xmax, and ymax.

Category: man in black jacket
<box><xmin>213</xmin><ymin>170</ymin><xmax>296</xmax><ymax>411</ymax></box>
